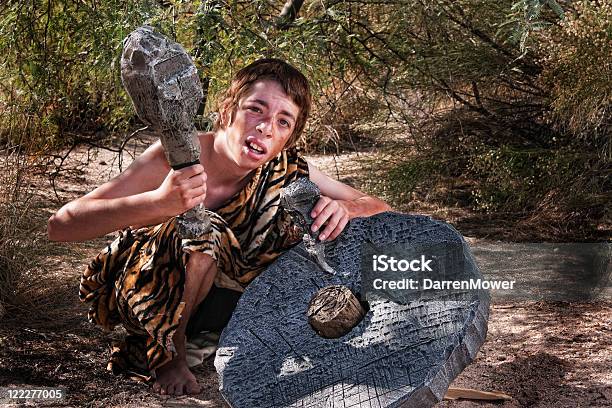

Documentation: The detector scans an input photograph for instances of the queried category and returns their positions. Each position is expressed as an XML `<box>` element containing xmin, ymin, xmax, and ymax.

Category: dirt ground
<box><xmin>0</xmin><ymin>137</ymin><xmax>610</xmax><ymax>407</ymax></box>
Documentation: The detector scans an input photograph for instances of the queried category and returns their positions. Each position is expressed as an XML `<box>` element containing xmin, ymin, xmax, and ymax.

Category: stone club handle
<box><xmin>120</xmin><ymin>25</ymin><xmax>211</xmax><ymax>238</ymax></box>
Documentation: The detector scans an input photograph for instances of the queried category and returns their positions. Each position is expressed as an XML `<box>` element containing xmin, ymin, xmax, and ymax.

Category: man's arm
<box><xmin>307</xmin><ymin>162</ymin><xmax>392</xmax><ymax>241</ymax></box>
<box><xmin>47</xmin><ymin>140</ymin><xmax>207</xmax><ymax>242</ymax></box>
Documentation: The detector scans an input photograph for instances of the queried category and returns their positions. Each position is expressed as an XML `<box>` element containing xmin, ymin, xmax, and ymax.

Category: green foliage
<box><xmin>388</xmin><ymin>159</ymin><xmax>438</xmax><ymax>198</ymax></box>
<box><xmin>0</xmin><ymin>0</ymin><xmax>608</xmax><ymax>239</ymax></box>
<box><xmin>542</xmin><ymin>0</ymin><xmax>612</xmax><ymax>136</ymax></box>
<box><xmin>465</xmin><ymin>145</ymin><xmax>586</xmax><ymax>212</ymax></box>
<box><xmin>503</xmin><ymin>0</ymin><xmax>565</xmax><ymax>53</ymax></box>
<box><xmin>0</xmin><ymin>0</ymin><xmax>157</xmax><ymax>150</ymax></box>
<box><xmin>467</xmin><ymin>145</ymin><xmax>536</xmax><ymax>211</ymax></box>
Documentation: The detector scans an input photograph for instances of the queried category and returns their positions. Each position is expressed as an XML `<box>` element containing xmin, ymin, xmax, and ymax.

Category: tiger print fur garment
<box><xmin>79</xmin><ymin>147</ymin><xmax>309</xmax><ymax>381</ymax></box>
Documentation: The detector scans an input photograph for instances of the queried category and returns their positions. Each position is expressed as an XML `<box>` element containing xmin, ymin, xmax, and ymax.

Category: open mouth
<box><xmin>244</xmin><ymin>137</ymin><xmax>267</xmax><ymax>156</ymax></box>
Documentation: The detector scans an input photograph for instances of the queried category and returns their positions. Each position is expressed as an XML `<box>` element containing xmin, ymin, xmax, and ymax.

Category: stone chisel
<box><xmin>280</xmin><ymin>177</ymin><xmax>340</xmax><ymax>275</ymax></box>
<box><xmin>120</xmin><ymin>25</ymin><xmax>211</xmax><ymax>238</ymax></box>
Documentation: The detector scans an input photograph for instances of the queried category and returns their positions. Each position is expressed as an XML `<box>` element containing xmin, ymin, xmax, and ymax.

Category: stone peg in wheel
<box><xmin>308</xmin><ymin>285</ymin><xmax>366</xmax><ymax>338</ymax></box>
<box><xmin>120</xmin><ymin>25</ymin><xmax>211</xmax><ymax>238</ymax></box>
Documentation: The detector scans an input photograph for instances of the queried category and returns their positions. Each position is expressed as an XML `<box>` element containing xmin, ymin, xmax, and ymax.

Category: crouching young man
<box><xmin>47</xmin><ymin>58</ymin><xmax>391</xmax><ymax>396</ymax></box>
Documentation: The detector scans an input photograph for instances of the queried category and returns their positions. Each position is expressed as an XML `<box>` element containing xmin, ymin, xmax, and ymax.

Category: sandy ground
<box><xmin>0</xmin><ymin>136</ymin><xmax>610</xmax><ymax>407</ymax></box>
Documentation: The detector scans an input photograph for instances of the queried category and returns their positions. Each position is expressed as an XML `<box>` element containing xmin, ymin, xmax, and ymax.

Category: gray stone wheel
<box><xmin>215</xmin><ymin>213</ymin><xmax>490</xmax><ymax>408</ymax></box>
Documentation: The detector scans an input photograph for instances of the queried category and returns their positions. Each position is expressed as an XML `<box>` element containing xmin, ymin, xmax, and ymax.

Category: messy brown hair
<box><xmin>214</xmin><ymin>58</ymin><xmax>311</xmax><ymax>147</ymax></box>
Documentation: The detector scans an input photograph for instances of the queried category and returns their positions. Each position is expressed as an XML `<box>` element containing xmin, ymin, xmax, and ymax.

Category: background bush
<box><xmin>0</xmin><ymin>0</ymin><xmax>609</xmax><ymax>241</ymax></box>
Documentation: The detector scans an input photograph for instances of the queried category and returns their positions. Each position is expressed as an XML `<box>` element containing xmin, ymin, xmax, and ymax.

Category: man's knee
<box><xmin>185</xmin><ymin>251</ymin><xmax>217</xmax><ymax>282</ymax></box>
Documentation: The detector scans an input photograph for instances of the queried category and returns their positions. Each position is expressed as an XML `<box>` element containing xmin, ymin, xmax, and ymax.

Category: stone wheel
<box><xmin>215</xmin><ymin>213</ymin><xmax>490</xmax><ymax>408</ymax></box>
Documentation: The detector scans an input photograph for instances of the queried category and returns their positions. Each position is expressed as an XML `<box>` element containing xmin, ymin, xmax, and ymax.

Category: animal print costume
<box><xmin>79</xmin><ymin>147</ymin><xmax>309</xmax><ymax>381</ymax></box>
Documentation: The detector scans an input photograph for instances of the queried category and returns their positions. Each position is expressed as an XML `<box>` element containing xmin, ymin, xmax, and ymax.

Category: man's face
<box><xmin>222</xmin><ymin>80</ymin><xmax>300</xmax><ymax>171</ymax></box>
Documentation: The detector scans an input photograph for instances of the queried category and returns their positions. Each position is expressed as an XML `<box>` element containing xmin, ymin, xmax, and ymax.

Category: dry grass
<box><xmin>0</xmin><ymin>146</ymin><xmax>82</xmax><ymax>327</ymax></box>
<box><xmin>0</xmin><ymin>149</ymin><xmax>37</xmax><ymax>316</ymax></box>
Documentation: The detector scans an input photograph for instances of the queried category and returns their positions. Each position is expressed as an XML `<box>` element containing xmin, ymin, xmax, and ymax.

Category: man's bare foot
<box><xmin>153</xmin><ymin>358</ymin><xmax>201</xmax><ymax>396</ymax></box>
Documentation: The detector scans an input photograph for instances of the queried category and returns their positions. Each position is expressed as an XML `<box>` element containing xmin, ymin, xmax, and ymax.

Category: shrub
<box><xmin>0</xmin><ymin>150</ymin><xmax>39</xmax><ymax>317</ymax></box>
<box><xmin>0</xmin><ymin>1</ymin><xmax>157</xmax><ymax>150</ymax></box>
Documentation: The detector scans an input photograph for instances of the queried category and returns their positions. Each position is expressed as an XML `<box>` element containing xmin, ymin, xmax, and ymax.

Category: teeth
<box><xmin>248</xmin><ymin>141</ymin><xmax>264</xmax><ymax>153</ymax></box>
